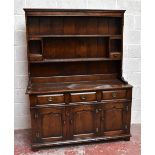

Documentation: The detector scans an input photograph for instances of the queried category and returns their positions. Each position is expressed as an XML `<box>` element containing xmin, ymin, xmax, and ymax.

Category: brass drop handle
<box><xmin>36</xmin><ymin>132</ymin><xmax>40</xmax><ymax>138</ymax></box>
<box><xmin>96</xmin><ymin>128</ymin><xmax>99</xmax><ymax>133</ymax></box>
<box><xmin>48</xmin><ymin>97</ymin><xmax>53</xmax><ymax>102</ymax></box>
<box><xmin>70</xmin><ymin>119</ymin><xmax>73</xmax><ymax>124</ymax></box>
<box><xmin>112</xmin><ymin>92</ymin><xmax>117</xmax><ymax>98</ymax></box>
<box><xmin>80</xmin><ymin>95</ymin><xmax>86</xmax><ymax>100</ymax></box>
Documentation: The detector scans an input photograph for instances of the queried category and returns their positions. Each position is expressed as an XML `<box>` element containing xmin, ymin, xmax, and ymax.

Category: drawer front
<box><xmin>37</xmin><ymin>94</ymin><xmax>64</xmax><ymax>105</ymax></box>
<box><xmin>71</xmin><ymin>92</ymin><xmax>96</xmax><ymax>103</ymax></box>
<box><xmin>102</xmin><ymin>90</ymin><xmax>126</xmax><ymax>100</ymax></box>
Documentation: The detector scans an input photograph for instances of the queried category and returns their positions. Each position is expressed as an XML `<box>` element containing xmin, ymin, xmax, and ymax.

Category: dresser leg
<box><xmin>124</xmin><ymin>137</ymin><xmax>130</xmax><ymax>141</ymax></box>
<box><xmin>32</xmin><ymin>147</ymin><xmax>39</xmax><ymax>152</ymax></box>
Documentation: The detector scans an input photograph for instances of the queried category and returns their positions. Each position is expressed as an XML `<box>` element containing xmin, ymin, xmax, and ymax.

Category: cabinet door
<box><xmin>69</xmin><ymin>104</ymin><xmax>99</xmax><ymax>140</ymax></box>
<box><xmin>36</xmin><ymin>107</ymin><xmax>67</xmax><ymax>143</ymax></box>
<box><xmin>100</xmin><ymin>102</ymin><xmax>129</xmax><ymax>136</ymax></box>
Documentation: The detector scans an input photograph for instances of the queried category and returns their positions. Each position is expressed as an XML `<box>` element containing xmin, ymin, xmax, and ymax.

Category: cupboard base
<box><xmin>31</xmin><ymin>134</ymin><xmax>131</xmax><ymax>150</ymax></box>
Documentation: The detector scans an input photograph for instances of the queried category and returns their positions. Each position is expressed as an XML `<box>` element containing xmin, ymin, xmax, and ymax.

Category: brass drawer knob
<box><xmin>80</xmin><ymin>95</ymin><xmax>86</xmax><ymax>100</ymax></box>
<box><xmin>48</xmin><ymin>97</ymin><xmax>53</xmax><ymax>102</ymax></box>
<box><xmin>112</xmin><ymin>92</ymin><xmax>117</xmax><ymax>98</ymax></box>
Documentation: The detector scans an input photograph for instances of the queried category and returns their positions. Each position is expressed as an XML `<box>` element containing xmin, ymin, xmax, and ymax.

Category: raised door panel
<box><xmin>37</xmin><ymin>107</ymin><xmax>66</xmax><ymax>143</ymax></box>
<box><xmin>100</xmin><ymin>102</ymin><xmax>129</xmax><ymax>136</ymax></box>
<box><xmin>70</xmin><ymin>105</ymin><xmax>99</xmax><ymax>140</ymax></box>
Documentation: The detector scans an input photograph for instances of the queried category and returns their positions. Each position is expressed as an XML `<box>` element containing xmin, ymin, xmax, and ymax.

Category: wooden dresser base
<box><xmin>32</xmin><ymin>134</ymin><xmax>131</xmax><ymax>149</ymax></box>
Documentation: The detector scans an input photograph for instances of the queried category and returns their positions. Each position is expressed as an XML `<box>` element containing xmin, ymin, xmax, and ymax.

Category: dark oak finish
<box><xmin>24</xmin><ymin>9</ymin><xmax>132</xmax><ymax>150</ymax></box>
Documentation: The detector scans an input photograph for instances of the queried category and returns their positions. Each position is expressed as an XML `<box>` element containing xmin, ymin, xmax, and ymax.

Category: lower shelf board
<box><xmin>32</xmin><ymin>134</ymin><xmax>131</xmax><ymax>149</ymax></box>
<box><xmin>27</xmin><ymin>79</ymin><xmax>131</xmax><ymax>94</ymax></box>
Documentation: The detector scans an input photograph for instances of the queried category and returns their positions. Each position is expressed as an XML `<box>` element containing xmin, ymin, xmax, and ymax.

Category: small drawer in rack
<box><xmin>29</xmin><ymin>54</ymin><xmax>43</xmax><ymax>61</ymax></box>
<box><xmin>110</xmin><ymin>52</ymin><xmax>121</xmax><ymax>59</ymax></box>
<box><xmin>37</xmin><ymin>94</ymin><xmax>64</xmax><ymax>105</ymax></box>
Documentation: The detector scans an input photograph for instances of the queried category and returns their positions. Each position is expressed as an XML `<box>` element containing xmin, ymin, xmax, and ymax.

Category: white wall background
<box><xmin>14</xmin><ymin>0</ymin><xmax>141</xmax><ymax>129</ymax></box>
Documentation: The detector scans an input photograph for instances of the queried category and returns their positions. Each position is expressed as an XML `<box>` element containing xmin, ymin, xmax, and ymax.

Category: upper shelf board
<box><xmin>24</xmin><ymin>9</ymin><xmax>125</xmax><ymax>17</ymax></box>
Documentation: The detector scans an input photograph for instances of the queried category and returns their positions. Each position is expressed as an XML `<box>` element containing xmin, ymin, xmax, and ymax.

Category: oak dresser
<box><xmin>24</xmin><ymin>9</ymin><xmax>133</xmax><ymax>150</ymax></box>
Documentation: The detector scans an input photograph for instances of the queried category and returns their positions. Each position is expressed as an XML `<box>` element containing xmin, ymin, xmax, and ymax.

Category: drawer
<box><xmin>102</xmin><ymin>90</ymin><xmax>127</xmax><ymax>100</ymax></box>
<box><xmin>110</xmin><ymin>52</ymin><xmax>122</xmax><ymax>59</ymax></box>
<box><xmin>37</xmin><ymin>94</ymin><xmax>64</xmax><ymax>105</ymax></box>
<box><xmin>71</xmin><ymin>92</ymin><xmax>96</xmax><ymax>103</ymax></box>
